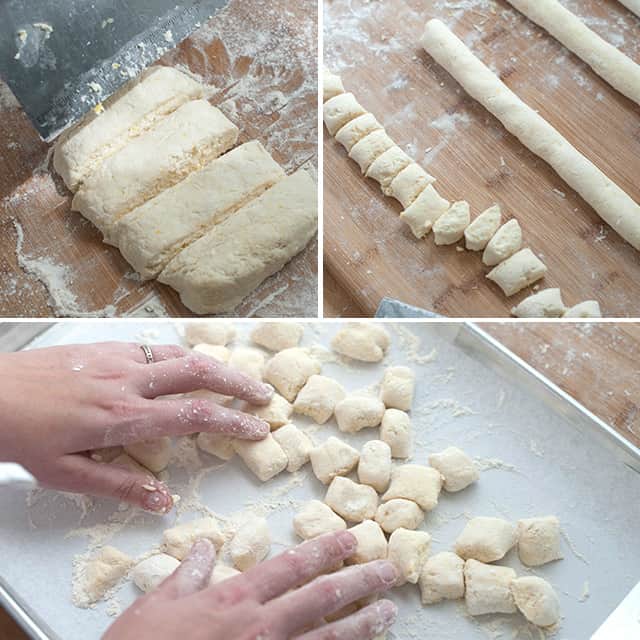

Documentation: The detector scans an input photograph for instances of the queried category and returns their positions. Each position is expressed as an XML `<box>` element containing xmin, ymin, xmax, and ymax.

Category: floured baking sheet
<box><xmin>0</xmin><ymin>321</ymin><xmax>639</xmax><ymax>639</ymax></box>
<box><xmin>0</xmin><ymin>0</ymin><xmax>317</xmax><ymax>318</ymax></box>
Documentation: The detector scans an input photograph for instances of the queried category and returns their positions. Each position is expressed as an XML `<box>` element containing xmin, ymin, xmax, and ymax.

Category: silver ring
<box><xmin>140</xmin><ymin>344</ymin><xmax>154</xmax><ymax>364</ymax></box>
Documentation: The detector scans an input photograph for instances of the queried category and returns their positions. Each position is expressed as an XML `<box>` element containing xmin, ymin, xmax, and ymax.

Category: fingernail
<box><xmin>335</xmin><ymin>530</ymin><xmax>357</xmax><ymax>553</ymax></box>
<box><xmin>142</xmin><ymin>487</ymin><xmax>173</xmax><ymax>513</ymax></box>
<box><xmin>262</xmin><ymin>383</ymin><xmax>275</xmax><ymax>398</ymax></box>
<box><xmin>376</xmin><ymin>600</ymin><xmax>398</xmax><ymax>626</ymax></box>
<box><xmin>377</xmin><ymin>562</ymin><xmax>399</xmax><ymax>585</ymax></box>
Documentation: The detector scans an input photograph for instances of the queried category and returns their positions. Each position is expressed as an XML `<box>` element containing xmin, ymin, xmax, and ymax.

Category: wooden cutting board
<box><xmin>0</xmin><ymin>0</ymin><xmax>318</xmax><ymax>318</ymax></box>
<box><xmin>324</xmin><ymin>0</ymin><xmax>640</xmax><ymax>318</ymax></box>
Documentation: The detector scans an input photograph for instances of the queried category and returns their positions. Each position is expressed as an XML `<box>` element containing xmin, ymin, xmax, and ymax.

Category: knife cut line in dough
<box><xmin>335</xmin><ymin>113</ymin><xmax>383</xmax><ymax>152</ymax></box>
<box><xmin>421</xmin><ymin>19</ymin><xmax>640</xmax><ymax>252</ymax></box>
<box><xmin>505</xmin><ymin>0</ymin><xmax>640</xmax><ymax>106</ymax></box>
<box><xmin>348</xmin><ymin>129</ymin><xmax>396</xmax><ymax>174</ymax></box>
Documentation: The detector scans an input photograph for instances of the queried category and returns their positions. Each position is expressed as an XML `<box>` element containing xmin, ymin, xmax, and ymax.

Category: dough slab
<box><xmin>159</xmin><ymin>169</ymin><xmax>317</xmax><ymax>314</ymax></box>
<box><xmin>421</xmin><ymin>19</ymin><xmax>640</xmax><ymax>252</ymax></box>
<box><xmin>506</xmin><ymin>0</ymin><xmax>640</xmax><ymax>106</ymax></box>
<box><xmin>72</xmin><ymin>99</ymin><xmax>238</xmax><ymax>243</ymax></box>
<box><xmin>116</xmin><ymin>141</ymin><xmax>285</xmax><ymax>279</ymax></box>
<box><xmin>53</xmin><ymin>66</ymin><xmax>203</xmax><ymax>191</ymax></box>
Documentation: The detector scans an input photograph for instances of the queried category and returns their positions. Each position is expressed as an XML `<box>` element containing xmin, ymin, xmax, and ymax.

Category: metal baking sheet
<box><xmin>0</xmin><ymin>321</ymin><xmax>638</xmax><ymax>639</ymax></box>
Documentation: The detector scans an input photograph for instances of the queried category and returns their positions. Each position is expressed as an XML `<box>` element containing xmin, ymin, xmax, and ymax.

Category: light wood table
<box><xmin>324</xmin><ymin>0</ymin><xmax>640</xmax><ymax>317</ymax></box>
<box><xmin>0</xmin><ymin>0</ymin><xmax>317</xmax><ymax>318</ymax></box>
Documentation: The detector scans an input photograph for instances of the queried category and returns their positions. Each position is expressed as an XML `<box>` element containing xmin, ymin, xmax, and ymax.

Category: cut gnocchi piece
<box><xmin>230</xmin><ymin>517</ymin><xmax>271</xmax><ymax>571</ymax></box>
<box><xmin>380</xmin><ymin>366</ymin><xmax>415</xmax><ymax>411</ymax></box>
<box><xmin>335</xmin><ymin>113</ymin><xmax>384</xmax><ymax>152</ymax></box>
<box><xmin>192</xmin><ymin>343</ymin><xmax>231</xmax><ymax>361</ymax></box>
<box><xmin>264</xmin><ymin>348</ymin><xmax>321</xmax><ymax>402</ymax></box>
<box><xmin>345</xmin><ymin>520</ymin><xmax>388</xmax><ymax>564</ymax></box>
<box><xmin>233</xmin><ymin>433</ymin><xmax>288</xmax><ymax>482</ymax></box>
<box><xmin>325</xmin><ymin>476</ymin><xmax>379</xmax><ymax>523</ymax></box>
<box><xmin>365</xmin><ymin>145</ymin><xmax>413</xmax><ymax>192</ymax></box>
<box><xmin>349</xmin><ymin>129</ymin><xmax>395</xmax><ymax>174</ymax></box>
<box><xmin>335</xmin><ymin>394</ymin><xmax>386</xmax><ymax>433</ymax></box>
<box><xmin>293</xmin><ymin>375</ymin><xmax>346</xmax><ymax>424</ymax></box>
<box><xmin>482</xmin><ymin>219</ymin><xmax>522</xmax><ymax>266</ymax></box>
<box><xmin>380</xmin><ymin>409</ymin><xmax>412</xmax><ymax>458</ymax></box>
<box><xmin>375</xmin><ymin>498</ymin><xmax>424</xmax><ymax>533</ymax></box>
<box><xmin>464</xmin><ymin>204</ymin><xmax>501</xmax><ymax>251</ymax></box>
<box><xmin>110</xmin><ymin>452</ymin><xmax>153</xmax><ymax>475</ymax></box>
<box><xmin>162</xmin><ymin>517</ymin><xmax>224</xmax><ymax>560</ymax></box>
<box><xmin>428</xmin><ymin>447</ymin><xmax>479</xmax><ymax>492</ymax></box>
<box><xmin>131</xmin><ymin>554</ymin><xmax>180</xmax><ymax>593</ymax></box>
<box><xmin>433</xmin><ymin>200</ymin><xmax>471</xmax><ymax>245</ymax></box>
<box><xmin>419</xmin><ymin>552</ymin><xmax>465</xmax><ymax>605</ymax></box>
<box><xmin>382</xmin><ymin>465</ymin><xmax>443</xmax><ymax>512</ymax></box>
<box><xmin>293</xmin><ymin>500</ymin><xmax>347</xmax><ymax>540</ymax></box>
<box><xmin>323</xmin><ymin>68</ymin><xmax>345</xmax><ymax>102</ymax></box>
<box><xmin>310</xmin><ymin>436</ymin><xmax>360</xmax><ymax>484</ymax></box>
<box><xmin>244</xmin><ymin>393</ymin><xmax>293</xmax><ymax>429</ymax></box>
<box><xmin>323</xmin><ymin>92</ymin><xmax>367</xmax><ymax>136</ymax></box>
<box><xmin>563</xmin><ymin>300</ymin><xmax>602</xmax><ymax>317</ymax></box>
<box><xmin>124</xmin><ymin>437</ymin><xmax>172</xmax><ymax>473</ymax></box>
<box><xmin>272</xmin><ymin>422</ymin><xmax>314</xmax><ymax>472</ymax></box>
<box><xmin>387</xmin><ymin>528</ymin><xmax>431</xmax><ymax>585</ymax></box>
<box><xmin>196</xmin><ymin>432</ymin><xmax>235</xmax><ymax>460</ymax></box>
<box><xmin>400</xmin><ymin>185</ymin><xmax>450</xmax><ymax>239</ymax></box>
<box><xmin>486</xmin><ymin>248</ymin><xmax>547</xmax><ymax>297</ymax></box>
<box><xmin>184</xmin><ymin>322</ymin><xmax>236</xmax><ymax>346</ymax></box>
<box><xmin>228</xmin><ymin>347</ymin><xmax>265</xmax><ymax>381</ymax></box>
<box><xmin>388</xmin><ymin>163</ymin><xmax>436</xmax><ymax>209</ymax></box>
<box><xmin>454</xmin><ymin>517</ymin><xmax>517</xmax><ymax>563</ymax></box>
<box><xmin>464</xmin><ymin>559</ymin><xmax>517</xmax><ymax>615</ymax></box>
<box><xmin>511</xmin><ymin>576</ymin><xmax>561</xmax><ymax>627</ymax></box>
<box><xmin>358</xmin><ymin>440</ymin><xmax>392</xmax><ymax>493</ymax></box>
<box><xmin>511</xmin><ymin>288</ymin><xmax>566</xmax><ymax>318</ymax></box>
<box><xmin>331</xmin><ymin>323</ymin><xmax>391</xmax><ymax>362</ymax></box>
<box><xmin>80</xmin><ymin>546</ymin><xmax>133</xmax><ymax>606</ymax></box>
<box><xmin>250</xmin><ymin>322</ymin><xmax>304</xmax><ymax>351</ymax></box>
<box><xmin>517</xmin><ymin>516</ymin><xmax>563</xmax><ymax>567</ymax></box>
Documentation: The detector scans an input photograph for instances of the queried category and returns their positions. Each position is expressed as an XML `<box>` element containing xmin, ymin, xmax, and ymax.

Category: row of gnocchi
<box><xmin>323</xmin><ymin>69</ymin><xmax>601</xmax><ymax>318</ymax></box>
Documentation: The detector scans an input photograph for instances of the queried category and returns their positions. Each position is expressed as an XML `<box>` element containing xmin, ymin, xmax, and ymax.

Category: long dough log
<box><xmin>618</xmin><ymin>0</ymin><xmax>640</xmax><ymax>18</ymax></box>
<box><xmin>421</xmin><ymin>19</ymin><xmax>640</xmax><ymax>251</ymax></box>
<box><xmin>505</xmin><ymin>0</ymin><xmax>640</xmax><ymax>105</ymax></box>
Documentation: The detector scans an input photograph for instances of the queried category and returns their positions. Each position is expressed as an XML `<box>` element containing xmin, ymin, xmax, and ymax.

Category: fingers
<box><xmin>91</xmin><ymin>342</ymin><xmax>188</xmax><ymax>364</ymax></box>
<box><xmin>159</xmin><ymin>539</ymin><xmax>215</xmax><ymax>599</ymax></box>
<box><xmin>136</xmin><ymin>353</ymin><xmax>273</xmax><ymax>404</ymax></box>
<box><xmin>46</xmin><ymin>454</ymin><xmax>174</xmax><ymax>513</ymax></box>
<box><xmin>267</xmin><ymin>561</ymin><xmax>399</xmax><ymax>638</ymax></box>
<box><xmin>216</xmin><ymin>531</ymin><xmax>359</xmax><ymax>605</ymax></box>
<box><xmin>295</xmin><ymin>600</ymin><xmax>398</xmax><ymax>640</ymax></box>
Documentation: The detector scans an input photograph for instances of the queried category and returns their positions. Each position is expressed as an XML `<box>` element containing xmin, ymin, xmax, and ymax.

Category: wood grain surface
<box><xmin>323</xmin><ymin>0</ymin><xmax>640</xmax><ymax>318</ymax></box>
<box><xmin>0</xmin><ymin>0</ymin><xmax>318</xmax><ymax>318</ymax></box>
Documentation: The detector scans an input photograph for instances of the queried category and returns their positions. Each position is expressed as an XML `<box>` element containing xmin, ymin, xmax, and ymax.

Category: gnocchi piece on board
<box><xmin>233</xmin><ymin>433</ymin><xmax>288</xmax><ymax>482</ymax></box>
<box><xmin>323</xmin><ymin>68</ymin><xmax>345</xmax><ymax>102</ymax></box>
<box><xmin>511</xmin><ymin>288</ymin><xmax>566</xmax><ymax>318</ymax></box>
<box><xmin>192</xmin><ymin>343</ymin><xmax>230</xmax><ymax>361</ymax></box>
<box><xmin>81</xmin><ymin>546</ymin><xmax>133</xmax><ymax>606</ymax></box>
<box><xmin>511</xmin><ymin>576</ymin><xmax>561</xmax><ymax>627</ymax></box>
<box><xmin>272</xmin><ymin>422</ymin><xmax>314</xmax><ymax>472</ymax></box>
<box><xmin>464</xmin><ymin>204</ymin><xmax>501</xmax><ymax>251</ymax></box>
<box><xmin>293</xmin><ymin>500</ymin><xmax>347</xmax><ymax>540</ymax></box>
<box><xmin>335</xmin><ymin>112</ymin><xmax>384</xmax><ymax>152</ymax></box>
<box><xmin>250</xmin><ymin>322</ymin><xmax>304</xmax><ymax>351</ymax></box>
<box><xmin>486</xmin><ymin>248</ymin><xmax>547</xmax><ymax>297</ymax></box>
<box><xmin>230</xmin><ymin>517</ymin><xmax>271</xmax><ymax>571</ymax></box>
<box><xmin>196</xmin><ymin>432</ymin><xmax>235</xmax><ymax>461</ymax></box>
<box><xmin>464</xmin><ymin>559</ymin><xmax>517</xmax><ymax>616</ymax></box>
<box><xmin>432</xmin><ymin>200</ymin><xmax>471</xmax><ymax>246</ymax></box>
<box><xmin>331</xmin><ymin>323</ymin><xmax>391</xmax><ymax>363</ymax></box>
<box><xmin>124</xmin><ymin>437</ymin><xmax>172</xmax><ymax>473</ymax></box>
<box><xmin>228</xmin><ymin>347</ymin><xmax>265</xmax><ymax>381</ymax></box>
<box><xmin>380</xmin><ymin>366</ymin><xmax>415</xmax><ymax>411</ymax></box>
<box><xmin>388</xmin><ymin>162</ymin><xmax>436</xmax><ymax>209</ymax></box>
<box><xmin>428</xmin><ymin>446</ymin><xmax>479</xmax><ymax>492</ymax></box>
<box><xmin>325</xmin><ymin>476</ymin><xmax>379</xmax><ymax>523</ymax></box>
<box><xmin>375</xmin><ymin>498</ymin><xmax>424</xmax><ymax>534</ymax></box>
<box><xmin>323</xmin><ymin>92</ymin><xmax>367</xmax><ymax>136</ymax></box>
<box><xmin>310</xmin><ymin>436</ymin><xmax>360</xmax><ymax>485</ymax></box>
<box><xmin>563</xmin><ymin>300</ymin><xmax>602</xmax><ymax>318</ymax></box>
<box><xmin>382</xmin><ymin>465</ymin><xmax>443</xmax><ymax>512</ymax></box>
<box><xmin>335</xmin><ymin>394</ymin><xmax>386</xmax><ymax>433</ymax></box>
<box><xmin>388</xmin><ymin>528</ymin><xmax>431</xmax><ymax>585</ymax></box>
<box><xmin>380</xmin><ymin>408</ymin><xmax>412</xmax><ymax>458</ymax></box>
<box><xmin>400</xmin><ymin>184</ymin><xmax>450</xmax><ymax>239</ymax></box>
<box><xmin>455</xmin><ymin>517</ymin><xmax>517</xmax><ymax>563</ymax></box>
<box><xmin>419</xmin><ymin>552</ymin><xmax>465</xmax><ymax>605</ymax></box>
<box><xmin>482</xmin><ymin>219</ymin><xmax>522</xmax><ymax>266</ymax></box>
<box><xmin>184</xmin><ymin>322</ymin><xmax>236</xmax><ymax>346</ymax></box>
<box><xmin>162</xmin><ymin>517</ymin><xmax>224</xmax><ymax>560</ymax></box>
<box><xmin>517</xmin><ymin>516</ymin><xmax>563</xmax><ymax>567</ymax></box>
<box><xmin>244</xmin><ymin>393</ymin><xmax>293</xmax><ymax>429</ymax></box>
<box><xmin>293</xmin><ymin>375</ymin><xmax>346</xmax><ymax>424</ymax></box>
<box><xmin>264</xmin><ymin>348</ymin><xmax>321</xmax><ymax>402</ymax></box>
<box><xmin>358</xmin><ymin>440</ymin><xmax>392</xmax><ymax>493</ymax></box>
<box><xmin>346</xmin><ymin>520</ymin><xmax>388</xmax><ymax>564</ymax></box>
<box><xmin>131</xmin><ymin>554</ymin><xmax>180</xmax><ymax>593</ymax></box>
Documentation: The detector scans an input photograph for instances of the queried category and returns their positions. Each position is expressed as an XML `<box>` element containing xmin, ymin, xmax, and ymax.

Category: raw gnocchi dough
<box><xmin>325</xmin><ymin>476</ymin><xmax>379</xmax><ymax>523</ymax></box>
<box><xmin>193</xmin><ymin>343</ymin><xmax>231</xmax><ymax>361</ymax></box>
<box><xmin>331</xmin><ymin>323</ymin><xmax>390</xmax><ymax>363</ymax></box>
<box><xmin>482</xmin><ymin>219</ymin><xmax>522</xmax><ymax>266</ymax></box>
<box><xmin>162</xmin><ymin>517</ymin><xmax>224</xmax><ymax>560</ymax></box>
<box><xmin>511</xmin><ymin>576</ymin><xmax>561</xmax><ymax>627</ymax></box>
<box><xmin>131</xmin><ymin>554</ymin><xmax>180</xmax><ymax>592</ymax></box>
<box><xmin>382</xmin><ymin>465</ymin><xmax>443</xmax><ymax>512</ymax></box>
<box><xmin>365</xmin><ymin>145</ymin><xmax>413</xmax><ymax>193</ymax></box>
<box><xmin>244</xmin><ymin>393</ymin><xmax>293</xmax><ymax>429</ymax></box>
<box><xmin>389</xmin><ymin>163</ymin><xmax>435</xmax><ymax>209</ymax></box>
<box><xmin>511</xmin><ymin>288</ymin><xmax>566</xmax><ymax>318</ymax></box>
<box><xmin>358</xmin><ymin>440</ymin><xmax>392</xmax><ymax>493</ymax></box>
<box><xmin>419</xmin><ymin>552</ymin><xmax>465</xmax><ymax>604</ymax></box>
<box><xmin>387</xmin><ymin>528</ymin><xmax>431</xmax><ymax>585</ymax></box>
<box><xmin>428</xmin><ymin>447</ymin><xmax>479</xmax><ymax>492</ymax></box>
<box><xmin>380</xmin><ymin>409</ymin><xmax>412</xmax><ymax>458</ymax></box>
<box><xmin>250</xmin><ymin>322</ymin><xmax>304</xmax><ymax>351</ymax></box>
<box><xmin>486</xmin><ymin>248</ymin><xmax>547</xmax><ymax>297</ymax></box>
<box><xmin>229</xmin><ymin>517</ymin><xmax>271</xmax><ymax>570</ymax></box>
<box><xmin>400</xmin><ymin>185</ymin><xmax>450</xmax><ymax>239</ymax></box>
<box><xmin>335</xmin><ymin>394</ymin><xmax>386</xmax><ymax>433</ymax></box>
<box><xmin>335</xmin><ymin>113</ymin><xmax>383</xmax><ymax>152</ymax></box>
<box><xmin>454</xmin><ymin>517</ymin><xmax>517</xmax><ymax>563</ymax></box>
<box><xmin>563</xmin><ymin>300</ymin><xmax>602</xmax><ymax>318</ymax></box>
<box><xmin>345</xmin><ymin>520</ymin><xmax>388</xmax><ymax>564</ymax></box>
<box><xmin>110</xmin><ymin>452</ymin><xmax>152</xmax><ymax>475</ymax></box>
<box><xmin>323</xmin><ymin>68</ymin><xmax>345</xmax><ymax>102</ymax></box>
<box><xmin>80</xmin><ymin>546</ymin><xmax>133</xmax><ymax>606</ymax></box>
<box><xmin>310</xmin><ymin>436</ymin><xmax>360</xmax><ymax>484</ymax></box>
<box><xmin>228</xmin><ymin>347</ymin><xmax>265</xmax><ymax>381</ymax></box>
<box><xmin>272</xmin><ymin>422</ymin><xmax>314</xmax><ymax>472</ymax></box>
<box><xmin>380</xmin><ymin>366</ymin><xmax>415</xmax><ymax>411</ymax></box>
<box><xmin>264</xmin><ymin>348</ymin><xmax>321</xmax><ymax>402</ymax></box>
<box><xmin>323</xmin><ymin>92</ymin><xmax>367</xmax><ymax>136</ymax></box>
<box><xmin>293</xmin><ymin>500</ymin><xmax>347</xmax><ymax>540</ymax></box>
<box><xmin>124</xmin><ymin>437</ymin><xmax>172</xmax><ymax>473</ymax></box>
<box><xmin>293</xmin><ymin>375</ymin><xmax>346</xmax><ymax>424</ymax></box>
<box><xmin>464</xmin><ymin>559</ymin><xmax>517</xmax><ymax>615</ymax></box>
<box><xmin>464</xmin><ymin>204</ymin><xmax>501</xmax><ymax>251</ymax></box>
<box><xmin>432</xmin><ymin>200</ymin><xmax>470</xmax><ymax>245</ymax></box>
<box><xmin>517</xmin><ymin>516</ymin><xmax>563</xmax><ymax>567</ymax></box>
<box><xmin>349</xmin><ymin>129</ymin><xmax>395</xmax><ymax>174</ymax></box>
<box><xmin>233</xmin><ymin>433</ymin><xmax>288</xmax><ymax>482</ymax></box>
<box><xmin>375</xmin><ymin>498</ymin><xmax>424</xmax><ymax>533</ymax></box>
<box><xmin>184</xmin><ymin>322</ymin><xmax>236</xmax><ymax>346</ymax></box>
<box><xmin>196</xmin><ymin>432</ymin><xmax>235</xmax><ymax>461</ymax></box>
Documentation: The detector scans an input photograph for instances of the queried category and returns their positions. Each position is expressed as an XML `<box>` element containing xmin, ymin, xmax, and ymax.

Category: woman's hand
<box><xmin>0</xmin><ymin>341</ymin><xmax>273</xmax><ymax>512</ymax></box>
<box><xmin>104</xmin><ymin>531</ymin><xmax>399</xmax><ymax>640</ymax></box>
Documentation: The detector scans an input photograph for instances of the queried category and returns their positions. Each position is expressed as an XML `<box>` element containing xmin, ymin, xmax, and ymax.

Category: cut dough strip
<box><xmin>54</xmin><ymin>66</ymin><xmax>203</xmax><ymax>192</ymax></box>
<box><xmin>159</xmin><ymin>169</ymin><xmax>317</xmax><ymax>314</ymax></box>
<box><xmin>72</xmin><ymin>99</ymin><xmax>239</xmax><ymax>243</ymax></box>
<box><xmin>421</xmin><ymin>19</ymin><xmax>640</xmax><ymax>252</ymax></box>
<box><xmin>116</xmin><ymin>141</ymin><xmax>285</xmax><ymax>279</ymax></box>
<box><xmin>505</xmin><ymin>0</ymin><xmax>640</xmax><ymax>106</ymax></box>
